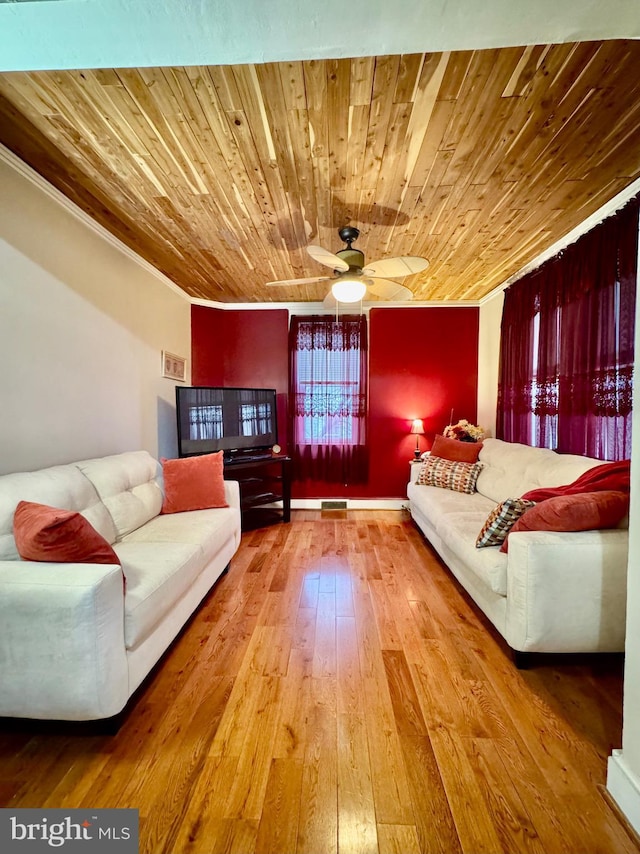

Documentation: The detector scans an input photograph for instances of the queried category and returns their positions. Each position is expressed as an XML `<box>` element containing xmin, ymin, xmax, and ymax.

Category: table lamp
<box><xmin>410</xmin><ymin>419</ymin><xmax>425</xmax><ymax>459</ymax></box>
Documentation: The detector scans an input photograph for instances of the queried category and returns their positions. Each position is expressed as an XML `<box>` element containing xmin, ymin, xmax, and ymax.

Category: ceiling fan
<box><xmin>265</xmin><ymin>226</ymin><xmax>429</xmax><ymax>305</ymax></box>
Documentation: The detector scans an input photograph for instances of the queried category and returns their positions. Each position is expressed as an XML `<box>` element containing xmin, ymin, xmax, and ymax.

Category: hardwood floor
<box><xmin>1</xmin><ymin>510</ymin><xmax>638</xmax><ymax>854</ymax></box>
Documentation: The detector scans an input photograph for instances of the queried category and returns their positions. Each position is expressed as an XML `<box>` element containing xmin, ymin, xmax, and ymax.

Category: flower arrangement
<box><xmin>443</xmin><ymin>419</ymin><xmax>485</xmax><ymax>443</ymax></box>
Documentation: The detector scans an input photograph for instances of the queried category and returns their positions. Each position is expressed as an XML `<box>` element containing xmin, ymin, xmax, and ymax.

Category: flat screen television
<box><xmin>176</xmin><ymin>386</ymin><xmax>278</xmax><ymax>460</ymax></box>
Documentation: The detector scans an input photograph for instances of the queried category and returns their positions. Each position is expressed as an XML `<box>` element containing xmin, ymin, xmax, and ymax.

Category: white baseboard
<box><xmin>607</xmin><ymin>750</ymin><xmax>640</xmax><ymax>835</ymax></box>
<box><xmin>291</xmin><ymin>498</ymin><xmax>407</xmax><ymax>511</ymax></box>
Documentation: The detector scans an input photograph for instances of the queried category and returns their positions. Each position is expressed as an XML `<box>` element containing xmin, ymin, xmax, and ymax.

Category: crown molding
<box><xmin>10</xmin><ymin>138</ymin><xmax>635</xmax><ymax>316</ymax></box>
<box><xmin>2</xmin><ymin>143</ymin><xmax>480</xmax><ymax>312</ymax></box>
<box><xmin>479</xmin><ymin>177</ymin><xmax>640</xmax><ymax>306</ymax></box>
<box><xmin>0</xmin><ymin>143</ymin><xmax>190</xmax><ymax>302</ymax></box>
<box><xmin>189</xmin><ymin>297</ymin><xmax>481</xmax><ymax>313</ymax></box>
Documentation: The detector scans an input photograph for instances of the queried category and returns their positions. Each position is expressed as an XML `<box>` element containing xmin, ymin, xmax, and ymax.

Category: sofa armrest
<box><xmin>224</xmin><ymin>479</ymin><xmax>240</xmax><ymax>510</ymax></box>
<box><xmin>504</xmin><ymin>529</ymin><xmax>629</xmax><ymax>653</ymax></box>
<box><xmin>0</xmin><ymin>561</ymin><xmax>129</xmax><ymax>720</ymax></box>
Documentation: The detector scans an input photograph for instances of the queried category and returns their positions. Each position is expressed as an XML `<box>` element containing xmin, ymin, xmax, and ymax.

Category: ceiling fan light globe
<box><xmin>331</xmin><ymin>279</ymin><xmax>367</xmax><ymax>303</ymax></box>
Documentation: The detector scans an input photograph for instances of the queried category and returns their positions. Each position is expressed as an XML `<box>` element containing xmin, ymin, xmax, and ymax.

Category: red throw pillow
<box><xmin>430</xmin><ymin>433</ymin><xmax>483</xmax><ymax>463</ymax></box>
<box><xmin>161</xmin><ymin>451</ymin><xmax>228</xmax><ymax>514</ymax></box>
<box><xmin>13</xmin><ymin>501</ymin><xmax>119</xmax><ymax>564</ymax></box>
<box><xmin>500</xmin><ymin>490</ymin><xmax>629</xmax><ymax>553</ymax></box>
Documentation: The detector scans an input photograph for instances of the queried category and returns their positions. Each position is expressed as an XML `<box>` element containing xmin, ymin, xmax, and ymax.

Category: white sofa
<box><xmin>407</xmin><ymin>438</ymin><xmax>629</xmax><ymax>661</ymax></box>
<box><xmin>0</xmin><ymin>451</ymin><xmax>241</xmax><ymax>721</ymax></box>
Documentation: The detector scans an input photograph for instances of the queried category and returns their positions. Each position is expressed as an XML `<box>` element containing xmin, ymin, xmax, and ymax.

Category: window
<box><xmin>529</xmin><ymin>311</ymin><xmax>558</xmax><ymax>450</ymax></box>
<box><xmin>497</xmin><ymin>195</ymin><xmax>638</xmax><ymax>460</ymax></box>
<box><xmin>295</xmin><ymin>354</ymin><xmax>362</xmax><ymax>445</ymax></box>
<box><xmin>289</xmin><ymin>315</ymin><xmax>369</xmax><ymax>483</ymax></box>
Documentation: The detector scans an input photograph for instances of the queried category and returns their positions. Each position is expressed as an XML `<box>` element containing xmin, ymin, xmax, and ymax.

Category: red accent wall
<box><xmin>368</xmin><ymin>306</ymin><xmax>479</xmax><ymax>498</ymax></box>
<box><xmin>191</xmin><ymin>304</ymin><xmax>479</xmax><ymax>499</ymax></box>
<box><xmin>292</xmin><ymin>306</ymin><xmax>479</xmax><ymax>498</ymax></box>
<box><xmin>191</xmin><ymin>305</ymin><xmax>290</xmax><ymax>450</ymax></box>
<box><xmin>191</xmin><ymin>305</ymin><xmax>225</xmax><ymax>386</ymax></box>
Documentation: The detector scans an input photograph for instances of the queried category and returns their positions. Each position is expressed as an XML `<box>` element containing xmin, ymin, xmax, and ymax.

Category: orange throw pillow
<box><xmin>161</xmin><ymin>452</ymin><xmax>228</xmax><ymax>514</ymax></box>
<box><xmin>500</xmin><ymin>490</ymin><xmax>629</xmax><ymax>553</ymax></box>
<box><xmin>430</xmin><ymin>433</ymin><xmax>483</xmax><ymax>463</ymax></box>
<box><xmin>13</xmin><ymin>501</ymin><xmax>119</xmax><ymax>564</ymax></box>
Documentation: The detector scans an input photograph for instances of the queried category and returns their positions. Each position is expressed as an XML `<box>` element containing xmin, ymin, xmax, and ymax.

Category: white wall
<box><xmin>0</xmin><ymin>149</ymin><xmax>191</xmax><ymax>474</ymax></box>
<box><xmin>477</xmin><ymin>290</ymin><xmax>504</xmax><ymax>438</ymax></box>
<box><xmin>606</xmin><ymin>230</ymin><xmax>640</xmax><ymax>835</ymax></box>
<box><xmin>1</xmin><ymin>0</ymin><xmax>639</xmax><ymax>72</ymax></box>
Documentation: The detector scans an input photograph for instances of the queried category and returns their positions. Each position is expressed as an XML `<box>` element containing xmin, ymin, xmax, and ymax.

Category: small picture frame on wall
<box><xmin>162</xmin><ymin>351</ymin><xmax>187</xmax><ymax>382</ymax></box>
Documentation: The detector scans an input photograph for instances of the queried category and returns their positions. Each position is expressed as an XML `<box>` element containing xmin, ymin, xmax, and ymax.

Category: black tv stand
<box><xmin>223</xmin><ymin>455</ymin><xmax>291</xmax><ymax>527</ymax></box>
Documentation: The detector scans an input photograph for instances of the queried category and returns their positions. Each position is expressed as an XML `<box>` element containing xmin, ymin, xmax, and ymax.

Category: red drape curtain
<box><xmin>497</xmin><ymin>196</ymin><xmax>638</xmax><ymax>460</ymax></box>
<box><xmin>289</xmin><ymin>314</ymin><xmax>369</xmax><ymax>484</ymax></box>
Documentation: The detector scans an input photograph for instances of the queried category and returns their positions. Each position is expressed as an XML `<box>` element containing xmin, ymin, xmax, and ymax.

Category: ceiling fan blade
<box><xmin>265</xmin><ymin>276</ymin><xmax>331</xmax><ymax>286</ymax></box>
<box><xmin>362</xmin><ymin>256</ymin><xmax>429</xmax><ymax>278</ymax></box>
<box><xmin>323</xmin><ymin>290</ymin><xmax>338</xmax><ymax>308</ymax></box>
<box><xmin>307</xmin><ymin>245</ymin><xmax>350</xmax><ymax>272</ymax></box>
<box><xmin>366</xmin><ymin>278</ymin><xmax>414</xmax><ymax>301</ymax></box>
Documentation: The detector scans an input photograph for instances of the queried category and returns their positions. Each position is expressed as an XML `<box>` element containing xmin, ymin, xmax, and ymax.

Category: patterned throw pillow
<box><xmin>416</xmin><ymin>456</ymin><xmax>483</xmax><ymax>494</ymax></box>
<box><xmin>475</xmin><ymin>498</ymin><xmax>535</xmax><ymax>548</ymax></box>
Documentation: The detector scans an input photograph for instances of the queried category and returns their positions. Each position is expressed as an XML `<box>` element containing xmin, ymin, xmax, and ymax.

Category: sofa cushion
<box><xmin>416</xmin><ymin>456</ymin><xmax>482</xmax><ymax>494</ymax></box>
<box><xmin>431</xmin><ymin>434</ymin><xmax>483</xmax><ymax>463</ymax></box>
<box><xmin>77</xmin><ymin>452</ymin><xmax>163</xmax><ymax>539</ymax></box>
<box><xmin>500</xmin><ymin>490</ymin><xmax>630</xmax><ymax>553</ymax></box>
<box><xmin>13</xmin><ymin>501</ymin><xmax>120</xmax><ymax>565</ymax></box>
<box><xmin>121</xmin><ymin>506</ymin><xmax>238</xmax><ymax>564</ymax></box>
<box><xmin>476</xmin><ymin>438</ymin><xmax>601</xmax><ymax>504</ymax></box>
<box><xmin>435</xmin><ymin>509</ymin><xmax>509</xmax><ymax>596</ymax></box>
<box><xmin>0</xmin><ymin>464</ymin><xmax>116</xmax><ymax>560</ymax></box>
<box><xmin>161</xmin><ymin>452</ymin><xmax>228</xmax><ymax>514</ymax></box>
<box><xmin>408</xmin><ymin>480</ymin><xmax>495</xmax><ymax>531</ymax></box>
<box><xmin>113</xmin><ymin>540</ymin><xmax>206</xmax><ymax>649</ymax></box>
<box><xmin>475</xmin><ymin>498</ymin><xmax>536</xmax><ymax>548</ymax></box>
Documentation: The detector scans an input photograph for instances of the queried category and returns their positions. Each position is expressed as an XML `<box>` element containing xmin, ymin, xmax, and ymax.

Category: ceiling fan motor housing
<box><xmin>335</xmin><ymin>248</ymin><xmax>364</xmax><ymax>273</ymax></box>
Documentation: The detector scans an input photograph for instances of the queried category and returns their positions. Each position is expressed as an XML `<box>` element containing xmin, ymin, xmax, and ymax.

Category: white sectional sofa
<box><xmin>407</xmin><ymin>438</ymin><xmax>629</xmax><ymax>662</ymax></box>
<box><xmin>0</xmin><ymin>451</ymin><xmax>241</xmax><ymax>721</ymax></box>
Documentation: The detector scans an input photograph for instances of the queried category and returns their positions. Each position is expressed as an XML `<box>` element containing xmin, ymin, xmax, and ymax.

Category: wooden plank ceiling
<box><xmin>1</xmin><ymin>40</ymin><xmax>640</xmax><ymax>304</ymax></box>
